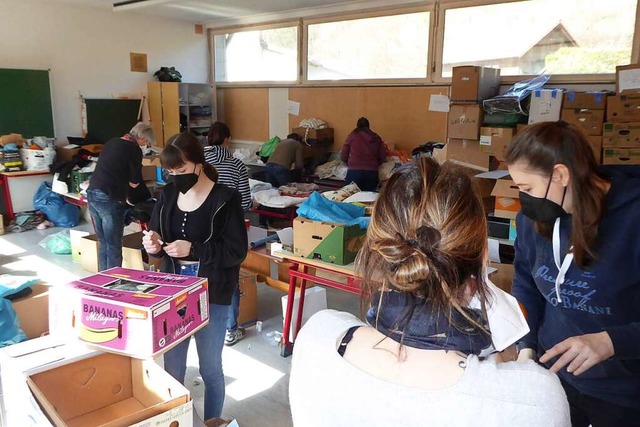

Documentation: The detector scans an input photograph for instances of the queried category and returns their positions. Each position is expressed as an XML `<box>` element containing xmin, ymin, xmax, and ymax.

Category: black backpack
<box><xmin>153</xmin><ymin>67</ymin><xmax>182</xmax><ymax>82</ymax></box>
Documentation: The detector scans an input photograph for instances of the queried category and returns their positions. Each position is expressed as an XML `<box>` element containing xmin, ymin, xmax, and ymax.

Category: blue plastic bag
<box><xmin>296</xmin><ymin>192</ymin><xmax>370</xmax><ymax>229</ymax></box>
<box><xmin>0</xmin><ymin>299</ymin><xmax>27</xmax><ymax>347</ymax></box>
<box><xmin>33</xmin><ymin>182</ymin><xmax>80</xmax><ymax>228</ymax></box>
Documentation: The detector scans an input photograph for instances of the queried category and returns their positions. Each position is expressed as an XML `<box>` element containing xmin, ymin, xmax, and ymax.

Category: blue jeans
<box><xmin>164</xmin><ymin>303</ymin><xmax>229</xmax><ymax>420</ymax></box>
<box><xmin>345</xmin><ymin>169</ymin><xmax>379</xmax><ymax>192</ymax></box>
<box><xmin>265</xmin><ymin>163</ymin><xmax>291</xmax><ymax>187</ymax></box>
<box><xmin>226</xmin><ymin>285</ymin><xmax>240</xmax><ymax>332</ymax></box>
<box><xmin>87</xmin><ymin>189</ymin><xmax>128</xmax><ymax>271</ymax></box>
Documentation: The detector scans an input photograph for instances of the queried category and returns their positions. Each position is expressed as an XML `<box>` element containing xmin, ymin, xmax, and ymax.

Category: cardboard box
<box><xmin>617</xmin><ymin>63</ymin><xmax>640</xmax><ymax>94</ymax></box>
<box><xmin>479</xmin><ymin>127</ymin><xmax>515</xmax><ymax>161</ymax></box>
<box><xmin>293</xmin><ymin>217</ymin><xmax>366</xmax><ymax>265</ymax></box>
<box><xmin>560</xmin><ymin>108</ymin><xmax>605</xmax><ymax>136</ymax></box>
<box><xmin>431</xmin><ymin>139</ymin><xmax>489</xmax><ymax>171</ymax></box>
<box><xmin>588</xmin><ymin>136</ymin><xmax>603</xmax><ymax>164</ymax></box>
<box><xmin>603</xmin><ymin>147</ymin><xmax>640</xmax><ymax>165</ymax></box>
<box><xmin>70</xmin><ymin>230</ymin><xmax>90</xmax><ymax>263</ymax></box>
<box><xmin>602</xmin><ymin>122</ymin><xmax>640</xmax><ymax>148</ymax></box>
<box><xmin>528</xmin><ymin>89</ymin><xmax>563</xmax><ymax>124</ymax></box>
<box><xmin>607</xmin><ymin>93</ymin><xmax>640</xmax><ymax>123</ymax></box>
<box><xmin>448</xmin><ymin>104</ymin><xmax>483</xmax><ymax>140</ymax></box>
<box><xmin>80</xmin><ymin>232</ymin><xmax>146</xmax><ymax>273</ymax></box>
<box><xmin>492</xmin><ymin>179</ymin><xmax>521</xmax><ymax>219</ymax></box>
<box><xmin>27</xmin><ymin>353</ymin><xmax>191</xmax><ymax>427</ymax></box>
<box><xmin>63</xmin><ymin>267</ymin><xmax>209</xmax><ymax>358</ymax></box>
<box><xmin>562</xmin><ymin>91</ymin><xmax>609</xmax><ymax>110</ymax></box>
<box><xmin>11</xmin><ymin>283</ymin><xmax>50</xmax><ymax>339</ymax></box>
<box><xmin>489</xmin><ymin>262</ymin><xmax>515</xmax><ymax>294</ymax></box>
<box><xmin>56</xmin><ymin>146</ymin><xmax>81</xmax><ymax>163</ymax></box>
<box><xmin>450</xmin><ymin>66</ymin><xmax>501</xmax><ymax>103</ymax></box>
<box><xmin>238</xmin><ymin>269</ymin><xmax>258</xmax><ymax>327</ymax></box>
<box><xmin>292</xmin><ymin>127</ymin><xmax>334</xmax><ymax>144</ymax></box>
<box><xmin>141</xmin><ymin>155</ymin><xmax>161</xmax><ymax>167</ymax></box>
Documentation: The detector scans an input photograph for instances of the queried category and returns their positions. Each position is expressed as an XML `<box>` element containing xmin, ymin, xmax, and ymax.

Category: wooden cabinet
<box><xmin>147</xmin><ymin>82</ymin><xmax>216</xmax><ymax>147</ymax></box>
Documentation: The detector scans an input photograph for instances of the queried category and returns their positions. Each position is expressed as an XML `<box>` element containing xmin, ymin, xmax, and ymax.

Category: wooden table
<box><xmin>241</xmin><ymin>247</ymin><xmax>292</xmax><ymax>293</ymax></box>
<box><xmin>277</xmin><ymin>251</ymin><xmax>359</xmax><ymax>357</ymax></box>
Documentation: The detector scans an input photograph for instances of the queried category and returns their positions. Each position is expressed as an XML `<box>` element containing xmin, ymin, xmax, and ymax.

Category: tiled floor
<box><xmin>0</xmin><ymin>221</ymin><xmax>360</xmax><ymax>426</ymax></box>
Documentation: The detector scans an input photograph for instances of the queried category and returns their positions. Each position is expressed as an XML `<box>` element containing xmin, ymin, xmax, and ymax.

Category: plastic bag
<box><xmin>33</xmin><ymin>182</ymin><xmax>80</xmax><ymax>228</ymax></box>
<box><xmin>483</xmin><ymin>74</ymin><xmax>550</xmax><ymax>115</ymax></box>
<box><xmin>258</xmin><ymin>136</ymin><xmax>281</xmax><ymax>158</ymax></box>
<box><xmin>0</xmin><ymin>298</ymin><xmax>27</xmax><ymax>347</ymax></box>
<box><xmin>297</xmin><ymin>192</ymin><xmax>369</xmax><ymax>229</ymax></box>
<box><xmin>39</xmin><ymin>229</ymin><xmax>72</xmax><ymax>254</ymax></box>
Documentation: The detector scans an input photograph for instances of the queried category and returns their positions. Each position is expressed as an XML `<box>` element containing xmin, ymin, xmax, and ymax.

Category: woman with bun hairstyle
<box><xmin>289</xmin><ymin>157</ymin><xmax>569</xmax><ymax>427</ymax></box>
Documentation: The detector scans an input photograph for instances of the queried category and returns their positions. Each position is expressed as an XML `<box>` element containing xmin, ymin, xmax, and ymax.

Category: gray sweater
<box><xmin>290</xmin><ymin>310</ymin><xmax>570</xmax><ymax>427</ymax></box>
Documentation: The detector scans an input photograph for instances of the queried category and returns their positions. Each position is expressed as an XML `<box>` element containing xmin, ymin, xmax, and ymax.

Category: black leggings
<box><xmin>561</xmin><ymin>380</ymin><xmax>640</xmax><ymax>427</ymax></box>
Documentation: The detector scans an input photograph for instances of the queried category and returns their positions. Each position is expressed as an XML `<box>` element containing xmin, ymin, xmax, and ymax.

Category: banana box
<box><xmin>64</xmin><ymin>267</ymin><xmax>209</xmax><ymax>359</ymax></box>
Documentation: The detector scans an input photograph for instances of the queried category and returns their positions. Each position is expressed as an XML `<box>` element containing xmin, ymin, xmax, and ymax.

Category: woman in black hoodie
<box><xmin>142</xmin><ymin>132</ymin><xmax>248</xmax><ymax>420</ymax></box>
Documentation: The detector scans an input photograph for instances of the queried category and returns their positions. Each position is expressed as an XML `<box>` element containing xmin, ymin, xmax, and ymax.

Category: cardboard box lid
<box><xmin>562</xmin><ymin>91</ymin><xmax>609</xmax><ymax>109</ymax></box>
<box><xmin>491</xmin><ymin>179</ymin><xmax>520</xmax><ymax>198</ymax></box>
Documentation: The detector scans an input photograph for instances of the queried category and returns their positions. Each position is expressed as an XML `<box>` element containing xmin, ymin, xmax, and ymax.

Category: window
<box><xmin>213</xmin><ymin>25</ymin><xmax>298</xmax><ymax>82</ymax></box>
<box><xmin>441</xmin><ymin>0</ymin><xmax>637</xmax><ymax>78</ymax></box>
<box><xmin>306</xmin><ymin>11</ymin><xmax>430</xmax><ymax>81</ymax></box>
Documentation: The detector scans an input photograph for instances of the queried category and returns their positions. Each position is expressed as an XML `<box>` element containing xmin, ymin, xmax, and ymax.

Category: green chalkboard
<box><xmin>0</xmin><ymin>68</ymin><xmax>54</xmax><ymax>138</ymax></box>
<box><xmin>84</xmin><ymin>98</ymin><xmax>141</xmax><ymax>144</ymax></box>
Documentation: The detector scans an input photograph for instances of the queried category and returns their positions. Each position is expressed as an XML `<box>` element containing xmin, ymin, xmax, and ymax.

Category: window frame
<box><xmin>209</xmin><ymin>20</ymin><xmax>303</xmax><ymax>87</ymax></box>
<box><xmin>434</xmin><ymin>0</ymin><xmax>640</xmax><ymax>84</ymax></box>
<box><xmin>207</xmin><ymin>0</ymin><xmax>640</xmax><ymax>88</ymax></box>
<box><xmin>302</xmin><ymin>5</ymin><xmax>435</xmax><ymax>85</ymax></box>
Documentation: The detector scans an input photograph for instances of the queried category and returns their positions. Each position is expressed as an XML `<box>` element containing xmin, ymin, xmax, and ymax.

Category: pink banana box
<box><xmin>64</xmin><ymin>267</ymin><xmax>209</xmax><ymax>359</ymax></box>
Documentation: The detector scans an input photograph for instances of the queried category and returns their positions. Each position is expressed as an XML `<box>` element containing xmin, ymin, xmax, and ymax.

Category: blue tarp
<box><xmin>296</xmin><ymin>192</ymin><xmax>370</xmax><ymax>229</ymax></box>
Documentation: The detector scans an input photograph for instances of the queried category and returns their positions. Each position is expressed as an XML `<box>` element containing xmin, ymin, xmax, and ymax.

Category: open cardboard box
<box><xmin>62</xmin><ymin>267</ymin><xmax>209</xmax><ymax>358</ymax></box>
<box><xmin>12</xmin><ymin>283</ymin><xmax>50</xmax><ymax>339</ymax></box>
<box><xmin>293</xmin><ymin>217</ymin><xmax>366</xmax><ymax>265</ymax></box>
<box><xmin>27</xmin><ymin>353</ymin><xmax>191</xmax><ymax>427</ymax></box>
<box><xmin>81</xmin><ymin>232</ymin><xmax>145</xmax><ymax>273</ymax></box>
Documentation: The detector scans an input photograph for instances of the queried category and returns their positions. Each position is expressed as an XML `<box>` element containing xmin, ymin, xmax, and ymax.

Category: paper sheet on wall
<box><xmin>286</xmin><ymin>100</ymin><xmax>300</xmax><ymax>116</ymax></box>
<box><xmin>429</xmin><ymin>94</ymin><xmax>450</xmax><ymax>112</ymax></box>
<box><xmin>619</xmin><ymin>68</ymin><xmax>640</xmax><ymax>92</ymax></box>
<box><xmin>488</xmin><ymin>238</ymin><xmax>501</xmax><ymax>263</ymax></box>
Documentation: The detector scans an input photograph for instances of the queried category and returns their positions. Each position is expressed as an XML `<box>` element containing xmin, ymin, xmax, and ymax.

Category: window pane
<box><xmin>307</xmin><ymin>12</ymin><xmax>430</xmax><ymax>80</ymax></box>
<box><xmin>442</xmin><ymin>0</ymin><xmax>637</xmax><ymax>77</ymax></box>
<box><xmin>214</xmin><ymin>27</ymin><xmax>298</xmax><ymax>82</ymax></box>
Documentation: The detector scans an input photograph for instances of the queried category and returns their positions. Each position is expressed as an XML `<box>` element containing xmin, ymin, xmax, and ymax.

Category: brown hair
<box><xmin>161</xmin><ymin>133</ymin><xmax>218</xmax><ymax>182</ymax></box>
<box><xmin>505</xmin><ymin>121</ymin><xmax>608</xmax><ymax>267</ymax></box>
<box><xmin>356</xmin><ymin>157</ymin><xmax>489</xmax><ymax>328</ymax></box>
<box><xmin>207</xmin><ymin>121</ymin><xmax>230</xmax><ymax>147</ymax></box>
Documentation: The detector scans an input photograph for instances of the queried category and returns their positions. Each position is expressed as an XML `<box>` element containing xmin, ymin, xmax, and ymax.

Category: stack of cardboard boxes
<box><xmin>561</xmin><ymin>91</ymin><xmax>608</xmax><ymax>163</ymax></box>
<box><xmin>602</xmin><ymin>64</ymin><xmax>640</xmax><ymax>165</ymax></box>
<box><xmin>444</xmin><ymin>66</ymin><xmax>501</xmax><ymax>171</ymax></box>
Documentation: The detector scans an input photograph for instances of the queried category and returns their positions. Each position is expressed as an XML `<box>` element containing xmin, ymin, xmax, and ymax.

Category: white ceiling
<box><xmin>51</xmin><ymin>0</ymin><xmax>390</xmax><ymax>24</ymax></box>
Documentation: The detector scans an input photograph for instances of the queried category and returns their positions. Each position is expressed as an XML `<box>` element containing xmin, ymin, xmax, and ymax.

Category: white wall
<box><xmin>0</xmin><ymin>0</ymin><xmax>208</xmax><ymax>140</ymax></box>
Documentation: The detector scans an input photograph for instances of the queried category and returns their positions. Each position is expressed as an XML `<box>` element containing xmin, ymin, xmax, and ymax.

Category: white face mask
<box><xmin>468</xmin><ymin>269</ymin><xmax>530</xmax><ymax>355</ymax></box>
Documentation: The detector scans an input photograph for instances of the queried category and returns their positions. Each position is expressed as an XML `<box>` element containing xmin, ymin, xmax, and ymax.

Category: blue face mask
<box><xmin>519</xmin><ymin>178</ymin><xmax>567</xmax><ymax>224</ymax></box>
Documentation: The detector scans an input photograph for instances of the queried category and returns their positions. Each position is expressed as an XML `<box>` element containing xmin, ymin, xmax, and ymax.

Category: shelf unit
<box><xmin>148</xmin><ymin>82</ymin><xmax>216</xmax><ymax>147</ymax></box>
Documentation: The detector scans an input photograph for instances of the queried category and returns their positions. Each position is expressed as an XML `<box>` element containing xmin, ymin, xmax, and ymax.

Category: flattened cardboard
<box><xmin>12</xmin><ymin>283</ymin><xmax>50</xmax><ymax>339</ymax></box>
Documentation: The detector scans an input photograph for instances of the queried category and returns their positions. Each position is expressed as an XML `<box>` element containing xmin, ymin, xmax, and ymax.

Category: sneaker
<box><xmin>225</xmin><ymin>328</ymin><xmax>246</xmax><ymax>346</ymax></box>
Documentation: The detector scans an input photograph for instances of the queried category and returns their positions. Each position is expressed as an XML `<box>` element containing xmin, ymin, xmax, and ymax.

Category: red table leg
<box><xmin>280</xmin><ymin>261</ymin><xmax>299</xmax><ymax>357</ymax></box>
<box><xmin>0</xmin><ymin>176</ymin><xmax>14</xmax><ymax>221</ymax></box>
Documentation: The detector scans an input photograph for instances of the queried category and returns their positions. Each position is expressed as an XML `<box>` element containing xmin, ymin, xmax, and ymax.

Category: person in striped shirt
<box><xmin>205</xmin><ymin>121</ymin><xmax>252</xmax><ymax>346</ymax></box>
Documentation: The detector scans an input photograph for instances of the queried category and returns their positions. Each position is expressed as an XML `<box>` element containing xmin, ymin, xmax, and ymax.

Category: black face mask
<box><xmin>173</xmin><ymin>165</ymin><xmax>199</xmax><ymax>194</ymax></box>
<box><xmin>519</xmin><ymin>178</ymin><xmax>568</xmax><ymax>224</ymax></box>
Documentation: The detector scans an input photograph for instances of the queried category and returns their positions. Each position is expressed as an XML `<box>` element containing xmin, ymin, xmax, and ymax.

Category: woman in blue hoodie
<box><xmin>506</xmin><ymin>120</ymin><xmax>640</xmax><ymax>427</ymax></box>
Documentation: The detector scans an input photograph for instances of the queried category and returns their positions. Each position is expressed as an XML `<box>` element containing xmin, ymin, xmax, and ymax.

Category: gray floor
<box><xmin>0</xmin><ymin>221</ymin><xmax>361</xmax><ymax>426</ymax></box>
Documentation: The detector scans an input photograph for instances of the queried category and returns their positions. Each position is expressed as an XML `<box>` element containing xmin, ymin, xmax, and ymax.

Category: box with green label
<box><xmin>293</xmin><ymin>217</ymin><xmax>367</xmax><ymax>265</ymax></box>
<box><xmin>603</xmin><ymin>147</ymin><xmax>640</xmax><ymax>165</ymax></box>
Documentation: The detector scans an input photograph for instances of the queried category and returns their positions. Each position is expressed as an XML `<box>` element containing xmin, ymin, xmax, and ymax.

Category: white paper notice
<box><xmin>286</xmin><ymin>100</ymin><xmax>300</xmax><ymax>116</ymax></box>
<box><xmin>619</xmin><ymin>68</ymin><xmax>640</xmax><ymax>92</ymax></box>
<box><xmin>429</xmin><ymin>94</ymin><xmax>450</xmax><ymax>112</ymax></box>
<box><xmin>488</xmin><ymin>238</ymin><xmax>501</xmax><ymax>263</ymax></box>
